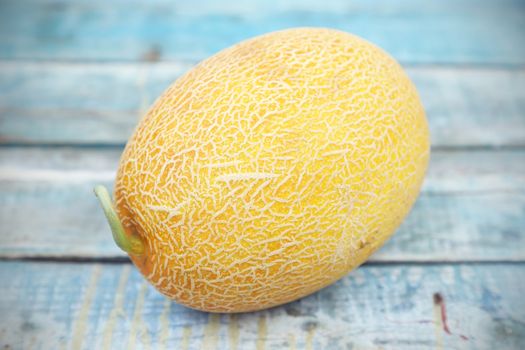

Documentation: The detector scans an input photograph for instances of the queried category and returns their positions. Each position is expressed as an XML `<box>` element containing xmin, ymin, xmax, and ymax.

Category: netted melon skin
<box><xmin>114</xmin><ymin>28</ymin><xmax>430</xmax><ymax>313</ymax></box>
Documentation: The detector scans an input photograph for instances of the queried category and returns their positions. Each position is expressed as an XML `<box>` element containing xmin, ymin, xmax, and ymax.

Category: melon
<box><xmin>95</xmin><ymin>28</ymin><xmax>430</xmax><ymax>313</ymax></box>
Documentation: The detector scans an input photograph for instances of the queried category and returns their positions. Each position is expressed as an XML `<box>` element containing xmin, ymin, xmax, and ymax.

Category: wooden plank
<box><xmin>0</xmin><ymin>0</ymin><xmax>524</xmax><ymax>64</ymax></box>
<box><xmin>410</xmin><ymin>68</ymin><xmax>525</xmax><ymax>148</ymax></box>
<box><xmin>1</xmin><ymin>63</ymin><xmax>524</xmax><ymax>146</ymax></box>
<box><xmin>0</xmin><ymin>62</ymin><xmax>189</xmax><ymax>145</ymax></box>
<box><xmin>0</xmin><ymin>261</ymin><xmax>523</xmax><ymax>349</ymax></box>
<box><xmin>1</xmin><ymin>148</ymin><xmax>524</xmax><ymax>260</ymax></box>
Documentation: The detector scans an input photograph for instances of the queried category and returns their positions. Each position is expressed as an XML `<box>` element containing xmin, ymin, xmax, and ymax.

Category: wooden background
<box><xmin>0</xmin><ymin>0</ymin><xmax>524</xmax><ymax>349</ymax></box>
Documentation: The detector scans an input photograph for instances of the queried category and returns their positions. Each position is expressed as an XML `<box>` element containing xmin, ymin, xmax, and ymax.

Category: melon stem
<box><xmin>93</xmin><ymin>185</ymin><xmax>145</xmax><ymax>256</ymax></box>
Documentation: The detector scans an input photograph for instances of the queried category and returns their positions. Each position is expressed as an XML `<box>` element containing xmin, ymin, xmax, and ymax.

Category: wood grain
<box><xmin>0</xmin><ymin>0</ymin><xmax>524</xmax><ymax>64</ymax></box>
<box><xmin>0</xmin><ymin>261</ymin><xmax>523</xmax><ymax>350</ymax></box>
<box><xmin>1</xmin><ymin>147</ymin><xmax>524</xmax><ymax>260</ymax></box>
<box><xmin>1</xmin><ymin>63</ymin><xmax>524</xmax><ymax>146</ymax></box>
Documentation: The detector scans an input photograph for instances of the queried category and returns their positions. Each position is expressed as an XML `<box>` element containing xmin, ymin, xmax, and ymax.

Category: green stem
<box><xmin>93</xmin><ymin>185</ymin><xmax>145</xmax><ymax>256</ymax></box>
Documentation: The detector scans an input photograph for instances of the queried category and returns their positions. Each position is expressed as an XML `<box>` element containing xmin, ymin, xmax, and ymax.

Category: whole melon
<box><xmin>100</xmin><ymin>28</ymin><xmax>430</xmax><ymax>313</ymax></box>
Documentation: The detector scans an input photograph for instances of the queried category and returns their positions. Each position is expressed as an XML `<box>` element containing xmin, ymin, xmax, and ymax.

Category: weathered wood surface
<box><xmin>0</xmin><ymin>0</ymin><xmax>524</xmax><ymax>65</ymax></box>
<box><xmin>1</xmin><ymin>63</ymin><xmax>524</xmax><ymax>147</ymax></box>
<box><xmin>1</xmin><ymin>0</ymin><xmax>524</xmax><ymax>348</ymax></box>
<box><xmin>0</xmin><ymin>262</ymin><xmax>523</xmax><ymax>350</ymax></box>
<box><xmin>1</xmin><ymin>148</ymin><xmax>524</xmax><ymax>260</ymax></box>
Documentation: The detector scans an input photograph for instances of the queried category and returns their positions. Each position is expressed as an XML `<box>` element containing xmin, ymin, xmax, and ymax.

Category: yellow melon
<box><xmin>95</xmin><ymin>27</ymin><xmax>430</xmax><ymax>313</ymax></box>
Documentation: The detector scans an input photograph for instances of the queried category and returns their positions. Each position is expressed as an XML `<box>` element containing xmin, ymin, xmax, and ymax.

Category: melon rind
<box><xmin>114</xmin><ymin>28</ymin><xmax>430</xmax><ymax>313</ymax></box>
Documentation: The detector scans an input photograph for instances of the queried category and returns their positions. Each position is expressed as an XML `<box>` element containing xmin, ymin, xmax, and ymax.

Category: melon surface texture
<box><xmin>100</xmin><ymin>28</ymin><xmax>430</xmax><ymax>313</ymax></box>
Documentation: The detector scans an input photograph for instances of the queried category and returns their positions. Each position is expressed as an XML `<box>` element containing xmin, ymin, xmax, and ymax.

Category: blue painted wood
<box><xmin>0</xmin><ymin>148</ymin><xmax>524</xmax><ymax>260</ymax></box>
<box><xmin>0</xmin><ymin>261</ymin><xmax>523</xmax><ymax>349</ymax></box>
<box><xmin>0</xmin><ymin>0</ymin><xmax>523</xmax><ymax>64</ymax></box>
<box><xmin>1</xmin><ymin>63</ymin><xmax>524</xmax><ymax>146</ymax></box>
<box><xmin>0</xmin><ymin>1</ymin><xmax>523</xmax><ymax>348</ymax></box>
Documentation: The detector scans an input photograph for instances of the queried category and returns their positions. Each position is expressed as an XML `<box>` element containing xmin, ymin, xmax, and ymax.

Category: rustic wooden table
<box><xmin>1</xmin><ymin>0</ymin><xmax>524</xmax><ymax>349</ymax></box>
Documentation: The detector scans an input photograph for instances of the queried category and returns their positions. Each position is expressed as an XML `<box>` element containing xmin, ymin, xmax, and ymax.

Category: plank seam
<box><xmin>0</xmin><ymin>58</ymin><xmax>524</xmax><ymax>69</ymax></box>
